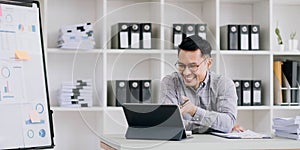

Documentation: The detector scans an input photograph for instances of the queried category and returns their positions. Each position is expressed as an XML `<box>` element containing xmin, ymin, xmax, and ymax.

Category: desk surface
<box><xmin>100</xmin><ymin>134</ymin><xmax>300</xmax><ymax>150</ymax></box>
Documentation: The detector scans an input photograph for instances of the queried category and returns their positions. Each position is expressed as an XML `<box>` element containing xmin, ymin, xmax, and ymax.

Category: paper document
<box><xmin>211</xmin><ymin>130</ymin><xmax>272</xmax><ymax>139</ymax></box>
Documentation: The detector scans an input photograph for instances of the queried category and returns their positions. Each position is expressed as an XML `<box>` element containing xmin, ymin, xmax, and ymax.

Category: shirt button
<box><xmin>196</xmin><ymin>118</ymin><xmax>199</xmax><ymax>121</ymax></box>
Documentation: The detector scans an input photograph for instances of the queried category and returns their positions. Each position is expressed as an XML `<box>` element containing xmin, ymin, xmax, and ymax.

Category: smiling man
<box><xmin>160</xmin><ymin>35</ymin><xmax>237</xmax><ymax>133</ymax></box>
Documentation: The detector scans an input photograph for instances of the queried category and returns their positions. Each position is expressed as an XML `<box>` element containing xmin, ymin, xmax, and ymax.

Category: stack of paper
<box><xmin>58</xmin><ymin>79</ymin><xmax>93</xmax><ymax>107</ymax></box>
<box><xmin>273</xmin><ymin>116</ymin><xmax>300</xmax><ymax>140</ymax></box>
<box><xmin>58</xmin><ymin>23</ymin><xmax>95</xmax><ymax>50</ymax></box>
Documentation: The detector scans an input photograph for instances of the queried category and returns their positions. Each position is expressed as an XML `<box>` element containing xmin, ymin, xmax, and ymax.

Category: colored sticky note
<box><xmin>15</xmin><ymin>50</ymin><xmax>31</xmax><ymax>60</ymax></box>
<box><xmin>0</xmin><ymin>4</ymin><xmax>2</xmax><ymax>16</ymax></box>
<box><xmin>29</xmin><ymin>110</ymin><xmax>41</xmax><ymax>123</ymax></box>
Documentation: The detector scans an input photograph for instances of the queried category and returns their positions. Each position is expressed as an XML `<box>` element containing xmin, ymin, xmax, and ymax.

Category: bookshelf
<box><xmin>40</xmin><ymin>0</ymin><xmax>300</xmax><ymax>149</ymax></box>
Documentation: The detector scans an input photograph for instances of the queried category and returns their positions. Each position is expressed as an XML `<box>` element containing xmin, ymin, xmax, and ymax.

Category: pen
<box><xmin>180</xmin><ymin>99</ymin><xmax>189</xmax><ymax>108</ymax></box>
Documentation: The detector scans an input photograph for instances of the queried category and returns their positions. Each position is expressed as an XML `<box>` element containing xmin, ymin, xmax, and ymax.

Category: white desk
<box><xmin>100</xmin><ymin>134</ymin><xmax>300</xmax><ymax>150</ymax></box>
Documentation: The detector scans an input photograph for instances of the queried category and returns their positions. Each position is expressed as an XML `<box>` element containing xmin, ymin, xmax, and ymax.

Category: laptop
<box><xmin>122</xmin><ymin>103</ymin><xmax>187</xmax><ymax>141</ymax></box>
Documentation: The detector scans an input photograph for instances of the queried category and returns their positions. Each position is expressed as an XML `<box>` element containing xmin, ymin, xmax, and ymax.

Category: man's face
<box><xmin>177</xmin><ymin>49</ymin><xmax>211</xmax><ymax>89</ymax></box>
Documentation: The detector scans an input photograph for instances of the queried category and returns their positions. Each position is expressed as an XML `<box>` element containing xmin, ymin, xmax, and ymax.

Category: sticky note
<box><xmin>29</xmin><ymin>110</ymin><xmax>41</xmax><ymax>123</ymax></box>
<box><xmin>0</xmin><ymin>4</ymin><xmax>2</xmax><ymax>16</ymax></box>
<box><xmin>15</xmin><ymin>50</ymin><xmax>31</xmax><ymax>60</ymax></box>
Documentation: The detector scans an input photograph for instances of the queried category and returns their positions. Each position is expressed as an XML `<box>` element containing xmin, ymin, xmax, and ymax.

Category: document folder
<box><xmin>242</xmin><ymin>80</ymin><xmax>251</xmax><ymax>106</ymax></box>
<box><xmin>141</xmin><ymin>23</ymin><xmax>152</xmax><ymax>49</ymax></box>
<box><xmin>122</xmin><ymin>104</ymin><xmax>187</xmax><ymax>141</ymax></box>
<box><xmin>130</xmin><ymin>23</ymin><xmax>140</xmax><ymax>49</ymax></box>
<box><xmin>220</xmin><ymin>25</ymin><xmax>238</xmax><ymax>50</ymax></box>
<box><xmin>239</xmin><ymin>25</ymin><xmax>249</xmax><ymax>50</ymax></box>
<box><xmin>183</xmin><ymin>24</ymin><xmax>195</xmax><ymax>38</ymax></box>
<box><xmin>252</xmin><ymin>80</ymin><xmax>262</xmax><ymax>105</ymax></box>
<box><xmin>128</xmin><ymin>80</ymin><xmax>141</xmax><ymax>103</ymax></box>
<box><xmin>173</xmin><ymin>24</ymin><xmax>183</xmax><ymax>48</ymax></box>
<box><xmin>111</xmin><ymin>23</ymin><xmax>130</xmax><ymax>49</ymax></box>
<box><xmin>233</xmin><ymin>80</ymin><xmax>242</xmax><ymax>106</ymax></box>
<box><xmin>141</xmin><ymin>80</ymin><xmax>151</xmax><ymax>103</ymax></box>
<box><xmin>196</xmin><ymin>24</ymin><xmax>207</xmax><ymax>40</ymax></box>
<box><xmin>249</xmin><ymin>25</ymin><xmax>260</xmax><ymax>50</ymax></box>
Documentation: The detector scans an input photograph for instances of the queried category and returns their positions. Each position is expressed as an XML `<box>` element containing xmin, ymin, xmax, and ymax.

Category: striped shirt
<box><xmin>159</xmin><ymin>71</ymin><xmax>237</xmax><ymax>133</ymax></box>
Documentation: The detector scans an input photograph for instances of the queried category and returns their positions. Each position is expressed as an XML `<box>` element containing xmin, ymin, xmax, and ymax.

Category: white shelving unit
<box><xmin>40</xmin><ymin>0</ymin><xmax>300</xmax><ymax>149</ymax></box>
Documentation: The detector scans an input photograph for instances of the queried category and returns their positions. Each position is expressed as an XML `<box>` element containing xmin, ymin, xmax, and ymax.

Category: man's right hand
<box><xmin>180</xmin><ymin>96</ymin><xmax>197</xmax><ymax>117</ymax></box>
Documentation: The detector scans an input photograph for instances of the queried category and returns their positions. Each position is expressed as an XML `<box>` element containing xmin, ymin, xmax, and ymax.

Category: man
<box><xmin>160</xmin><ymin>35</ymin><xmax>237</xmax><ymax>133</ymax></box>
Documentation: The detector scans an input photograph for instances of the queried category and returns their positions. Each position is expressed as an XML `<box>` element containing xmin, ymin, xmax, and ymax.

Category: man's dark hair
<box><xmin>178</xmin><ymin>35</ymin><xmax>212</xmax><ymax>57</ymax></box>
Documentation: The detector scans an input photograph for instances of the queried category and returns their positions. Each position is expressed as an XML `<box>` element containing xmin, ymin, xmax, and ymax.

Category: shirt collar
<box><xmin>201</xmin><ymin>71</ymin><xmax>210</xmax><ymax>88</ymax></box>
<box><xmin>186</xmin><ymin>71</ymin><xmax>210</xmax><ymax>92</ymax></box>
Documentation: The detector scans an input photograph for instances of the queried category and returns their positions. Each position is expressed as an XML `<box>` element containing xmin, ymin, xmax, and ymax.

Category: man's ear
<box><xmin>207</xmin><ymin>58</ymin><xmax>213</xmax><ymax>69</ymax></box>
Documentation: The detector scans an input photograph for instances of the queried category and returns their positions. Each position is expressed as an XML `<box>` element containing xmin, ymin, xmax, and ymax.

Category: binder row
<box><xmin>173</xmin><ymin>23</ymin><xmax>207</xmax><ymax>48</ymax></box>
<box><xmin>221</xmin><ymin>24</ymin><xmax>260</xmax><ymax>50</ymax></box>
<box><xmin>107</xmin><ymin>80</ymin><xmax>152</xmax><ymax>106</ymax></box>
<box><xmin>274</xmin><ymin>60</ymin><xmax>300</xmax><ymax>106</ymax></box>
<box><xmin>233</xmin><ymin>80</ymin><xmax>262</xmax><ymax>106</ymax></box>
<box><xmin>111</xmin><ymin>23</ymin><xmax>152</xmax><ymax>49</ymax></box>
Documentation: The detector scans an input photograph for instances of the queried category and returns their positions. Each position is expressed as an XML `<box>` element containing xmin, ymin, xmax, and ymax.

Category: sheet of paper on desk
<box><xmin>211</xmin><ymin>130</ymin><xmax>272</xmax><ymax>139</ymax></box>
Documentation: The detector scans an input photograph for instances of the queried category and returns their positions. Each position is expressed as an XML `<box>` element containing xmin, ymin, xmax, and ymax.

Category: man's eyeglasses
<box><xmin>175</xmin><ymin>57</ymin><xmax>208</xmax><ymax>72</ymax></box>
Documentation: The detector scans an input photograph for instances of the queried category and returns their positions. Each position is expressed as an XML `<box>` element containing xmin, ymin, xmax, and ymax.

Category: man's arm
<box><xmin>184</xmin><ymin>78</ymin><xmax>238</xmax><ymax>133</ymax></box>
<box><xmin>159</xmin><ymin>75</ymin><xmax>179</xmax><ymax>104</ymax></box>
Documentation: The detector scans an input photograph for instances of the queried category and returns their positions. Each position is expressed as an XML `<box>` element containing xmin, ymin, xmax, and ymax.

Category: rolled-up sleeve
<box><xmin>159</xmin><ymin>75</ymin><xmax>179</xmax><ymax>105</ymax></box>
<box><xmin>190</xmin><ymin>78</ymin><xmax>237</xmax><ymax>133</ymax></box>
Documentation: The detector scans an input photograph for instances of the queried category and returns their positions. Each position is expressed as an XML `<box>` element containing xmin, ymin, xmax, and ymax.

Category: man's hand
<box><xmin>180</xmin><ymin>96</ymin><xmax>197</xmax><ymax>116</ymax></box>
<box><xmin>231</xmin><ymin>124</ymin><xmax>245</xmax><ymax>133</ymax></box>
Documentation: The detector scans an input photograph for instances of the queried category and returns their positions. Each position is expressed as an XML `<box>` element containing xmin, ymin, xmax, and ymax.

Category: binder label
<box><xmin>243</xmin><ymin>91</ymin><xmax>251</xmax><ymax>104</ymax></box>
<box><xmin>251</xmin><ymin>34</ymin><xmax>259</xmax><ymax>49</ymax></box>
<box><xmin>143</xmin><ymin>33</ymin><xmax>151</xmax><ymax>49</ymax></box>
<box><xmin>253</xmin><ymin>90</ymin><xmax>261</xmax><ymax>103</ymax></box>
<box><xmin>198</xmin><ymin>32</ymin><xmax>206</xmax><ymax>40</ymax></box>
<box><xmin>241</xmin><ymin>34</ymin><xmax>249</xmax><ymax>50</ymax></box>
<box><xmin>120</xmin><ymin>32</ymin><xmax>129</xmax><ymax>48</ymax></box>
<box><xmin>131</xmin><ymin>33</ymin><xmax>140</xmax><ymax>48</ymax></box>
<box><xmin>174</xmin><ymin>34</ymin><xmax>183</xmax><ymax>47</ymax></box>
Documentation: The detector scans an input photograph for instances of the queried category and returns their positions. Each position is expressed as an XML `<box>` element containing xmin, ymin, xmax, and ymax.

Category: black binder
<box><xmin>233</xmin><ymin>80</ymin><xmax>242</xmax><ymax>106</ymax></box>
<box><xmin>252</xmin><ymin>80</ymin><xmax>262</xmax><ymax>105</ymax></box>
<box><xmin>111</xmin><ymin>23</ymin><xmax>130</xmax><ymax>49</ymax></box>
<box><xmin>173</xmin><ymin>24</ymin><xmax>183</xmax><ymax>48</ymax></box>
<box><xmin>130</xmin><ymin>23</ymin><xmax>140</xmax><ymax>49</ymax></box>
<box><xmin>220</xmin><ymin>25</ymin><xmax>238</xmax><ymax>50</ymax></box>
<box><xmin>183</xmin><ymin>24</ymin><xmax>195</xmax><ymax>38</ymax></box>
<box><xmin>242</xmin><ymin>80</ymin><xmax>251</xmax><ymax>106</ymax></box>
<box><xmin>141</xmin><ymin>80</ymin><xmax>151</xmax><ymax>103</ymax></box>
<box><xmin>249</xmin><ymin>25</ymin><xmax>260</xmax><ymax>50</ymax></box>
<box><xmin>128</xmin><ymin>80</ymin><xmax>141</xmax><ymax>103</ymax></box>
<box><xmin>122</xmin><ymin>104</ymin><xmax>187</xmax><ymax>141</ymax></box>
<box><xmin>282</xmin><ymin>60</ymin><xmax>299</xmax><ymax>104</ymax></box>
<box><xmin>118</xmin><ymin>23</ymin><xmax>130</xmax><ymax>49</ymax></box>
<box><xmin>116</xmin><ymin>80</ymin><xmax>128</xmax><ymax>106</ymax></box>
<box><xmin>140</xmin><ymin>23</ymin><xmax>152</xmax><ymax>49</ymax></box>
<box><xmin>196</xmin><ymin>24</ymin><xmax>207</xmax><ymax>40</ymax></box>
<box><xmin>239</xmin><ymin>25</ymin><xmax>249</xmax><ymax>50</ymax></box>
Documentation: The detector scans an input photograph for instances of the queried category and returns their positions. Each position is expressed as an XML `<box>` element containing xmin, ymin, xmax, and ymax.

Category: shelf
<box><xmin>274</xmin><ymin>0</ymin><xmax>300</xmax><ymax>5</ymax></box>
<box><xmin>237</xmin><ymin>106</ymin><xmax>270</xmax><ymax>110</ymax></box>
<box><xmin>105</xmin><ymin>107</ymin><xmax>123</xmax><ymax>111</ymax></box>
<box><xmin>106</xmin><ymin>49</ymin><xmax>162</xmax><ymax>54</ymax></box>
<box><xmin>47</xmin><ymin>48</ymin><xmax>103</xmax><ymax>54</ymax></box>
<box><xmin>219</xmin><ymin>50</ymin><xmax>270</xmax><ymax>55</ymax></box>
<box><xmin>273</xmin><ymin>106</ymin><xmax>300</xmax><ymax>110</ymax></box>
<box><xmin>51</xmin><ymin>106</ymin><xmax>104</xmax><ymax>112</ymax></box>
<box><xmin>220</xmin><ymin>0</ymin><xmax>263</xmax><ymax>4</ymax></box>
<box><xmin>272</xmin><ymin>51</ymin><xmax>300</xmax><ymax>55</ymax></box>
